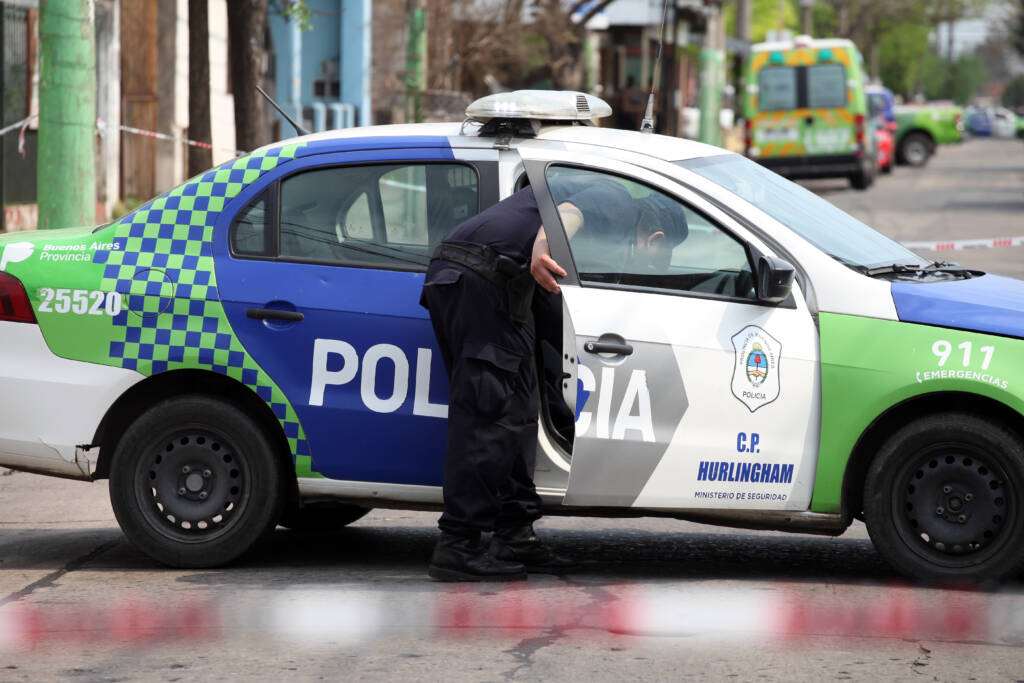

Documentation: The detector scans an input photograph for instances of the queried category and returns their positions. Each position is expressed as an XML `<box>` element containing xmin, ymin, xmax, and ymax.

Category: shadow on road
<box><xmin>2</xmin><ymin>524</ymin><xmax>900</xmax><ymax>583</ymax></box>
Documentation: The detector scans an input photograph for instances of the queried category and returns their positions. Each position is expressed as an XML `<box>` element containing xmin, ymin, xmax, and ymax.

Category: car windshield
<box><xmin>676</xmin><ymin>154</ymin><xmax>924</xmax><ymax>270</ymax></box>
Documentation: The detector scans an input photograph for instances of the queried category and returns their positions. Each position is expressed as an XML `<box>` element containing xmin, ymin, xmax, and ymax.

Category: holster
<box><xmin>432</xmin><ymin>242</ymin><xmax>536</xmax><ymax>324</ymax></box>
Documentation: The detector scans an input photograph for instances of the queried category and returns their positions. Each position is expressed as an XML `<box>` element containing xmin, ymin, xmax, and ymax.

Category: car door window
<box><xmin>546</xmin><ymin>165</ymin><xmax>755</xmax><ymax>299</ymax></box>
<box><xmin>264</xmin><ymin>162</ymin><xmax>478</xmax><ymax>269</ymax></box>
<box><xmin>230</xmin><ymin>193</ymin><xmax>271</xmax><ymax>256</ymax></box>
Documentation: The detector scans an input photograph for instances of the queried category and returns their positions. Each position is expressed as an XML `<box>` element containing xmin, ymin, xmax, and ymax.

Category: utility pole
<box><xmin>405</xmin><ymin>0</ymin><xmax>426</xmax><ymax>123</ymax></box>
<box><xmin>736</xmin><ymin>0</ymin><xmax>752</xmax><ymax>43</ymax></box>
<box><xmin>697</xmin><ymin>3</ymin><xmax>725</xmax><ymax>147</ymax></box>
<box><xmin>38</xmin><ymin>0</ymin><xmax>96</xmax><ymax>229</ymax></box>
<box><xmin>800</xmin><ymin>0</ymin><xmax>813</xmax><ymax>36</ymax></box>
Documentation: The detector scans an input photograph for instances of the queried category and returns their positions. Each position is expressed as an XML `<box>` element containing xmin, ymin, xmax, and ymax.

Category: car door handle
<box><xmin>584</xmin><ymin>341</ymin><xmax>633</xmax><ymax>356</ymax></box>
<box><xmin>246</xmin><ymin>308</ymin><xmax>304</xmax><ymax>322</ymax></box>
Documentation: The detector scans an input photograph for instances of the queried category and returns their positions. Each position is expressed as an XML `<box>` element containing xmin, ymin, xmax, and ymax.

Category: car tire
<box><xmin>279</xmin><ymin>502</ymin><xmax>371</xmax><ymax>532</ymax></box>
<box><xmin>863</xmin><ymin>413</ymin><xmax>1024</xmax><ymax>583</ymax></box>
<box><xmin>898</xmin><ymin>132</ymin><xmax>932</xmax><ymax>167</ymax></box>
<box><xmin>109</xmin><ymin>395</ymin><xmax>285</xmax><ymax>568</ymax></box>
<box><xmin>849</xmin><ymin>168</ymin><xmax>874</xmax><ymax>190</ymax></box>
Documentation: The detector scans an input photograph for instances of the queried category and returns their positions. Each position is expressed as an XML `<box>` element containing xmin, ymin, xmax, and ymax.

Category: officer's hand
<box><xmin>531</xmin><ymin>227</ymin><xmax>566</xmax><ymax>293</ymax></box>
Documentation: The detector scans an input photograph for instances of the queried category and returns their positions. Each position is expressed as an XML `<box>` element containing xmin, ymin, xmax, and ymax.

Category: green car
<box><xmin>894</xmin><ymin>103</ymin><xmax>964</xmax><ymax>167</ymax></box>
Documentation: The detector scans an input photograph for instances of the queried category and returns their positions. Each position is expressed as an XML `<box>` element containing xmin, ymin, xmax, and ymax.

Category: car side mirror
<box><xmin>756</xmin><ymin>255</ymin><xmax>795</xmax><ymax>304</ymax></box>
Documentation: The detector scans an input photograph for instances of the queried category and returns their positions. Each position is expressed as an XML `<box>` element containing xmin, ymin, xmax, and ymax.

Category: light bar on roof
<box><xmin>466</xmin><ymin>90</ymin><xmax>612</xmax><ymax>122</ymax></box>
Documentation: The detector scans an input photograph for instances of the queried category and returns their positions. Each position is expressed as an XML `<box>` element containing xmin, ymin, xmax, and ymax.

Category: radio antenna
<box><xmin>256</xmin><ymin>85</ymin><xmax>311</xmax><ymax>137</ymax></box>
<box><xmin>640</xmin><ymin>0</ymin><xmax>671</xmax><ymax>133</ymax></box>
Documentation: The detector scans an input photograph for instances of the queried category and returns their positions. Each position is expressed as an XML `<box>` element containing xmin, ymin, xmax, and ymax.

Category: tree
<box><xmin>445</xmin><ymin>0</ymin><xmax>615</xmax><ymax>94</ymax></box>
<box><xmin>188</xmin><ymin>0</ymin><xmax>212</xmax><ymax>176</ymax></box>
<box><xmin>1003</xmin><ymin>74</ymin><xmax>1024</xmax><ymax>108</ymax></box>
<box><xmin>1013</xmin><ymin>0</ymin><xmax>1024</xmax><ymax>56</ymax></box>
<box><xmin>227</xmin><ymin>0</ymin><xmax>270</xmax><ymax>152</ymax></box>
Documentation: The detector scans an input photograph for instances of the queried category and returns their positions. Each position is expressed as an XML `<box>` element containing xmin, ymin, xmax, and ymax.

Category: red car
<box><xmin>875</xmin><ymin>117</ymin><xmax>895</xmax><ymax>174</ymax></box>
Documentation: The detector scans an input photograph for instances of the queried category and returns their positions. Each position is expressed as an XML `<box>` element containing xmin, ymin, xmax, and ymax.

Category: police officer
<box><xmin>419</xmin><ymin>185</ymin><xmax>574</xmax><ymax>582</ymax></box>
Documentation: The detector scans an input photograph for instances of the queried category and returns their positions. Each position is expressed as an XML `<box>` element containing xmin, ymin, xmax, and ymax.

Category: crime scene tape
<box><xmin>903</xmin><ymin>236</ymin><xmax>1024</xmax><ymax>251</ymax></box>
<box><xmin>0</xmin><ymin>114</ymin><xmax>245</xmax><ymax>156</ymax></box>
<box><xmin>2</xmin><ymin>585</ymin><xmax>1024</xmax><ymax>650</ymax></box>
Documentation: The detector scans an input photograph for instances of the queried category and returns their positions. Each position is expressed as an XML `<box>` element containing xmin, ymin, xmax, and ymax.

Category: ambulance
<box><xmin>743</xmin><ymin>36</ymin><xmax>878</xmax><ymax>189</ymax></box>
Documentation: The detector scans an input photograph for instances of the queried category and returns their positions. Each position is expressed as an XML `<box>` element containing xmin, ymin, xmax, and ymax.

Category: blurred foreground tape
<box><xmin>2</xmin><ymin>586</ymin><xmax>1023</xmax><ymax>650</ymax></box>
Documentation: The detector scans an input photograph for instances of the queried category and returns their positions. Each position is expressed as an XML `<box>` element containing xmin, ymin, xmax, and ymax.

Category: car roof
<box><xmin>250</xmin><ymin>121</ymin><xmax>731</xmax><ymax>165</ymax></box>
<box><xmin>750</xmin><ymin>37</ymin><xmax>856</xmax><ymax>52</ymax></box>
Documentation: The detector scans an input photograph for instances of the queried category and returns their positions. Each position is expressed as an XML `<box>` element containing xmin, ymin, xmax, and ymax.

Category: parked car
<box><xmin>967</xmin><ymin>107</ymin><xmax>993</xmax><ymax>136</ymax></box>
<box><xmin>894</xmin><ymin>102</ymin><xmax>964</xmax><ymax>167</ymax></box>
<box><xmin>744</xmin><ymin>35</ymin><xmax>877</xmax><ymax>189</ymax></box>
<box><xmin>867</xmin><ymin>85</ymin><xmax>896</xmax><ymax>174</ymax></box>
<box><xmin>4</xmin><ymin>90</ymin><xmax>1024</xmax><ymax>582</ymax></box>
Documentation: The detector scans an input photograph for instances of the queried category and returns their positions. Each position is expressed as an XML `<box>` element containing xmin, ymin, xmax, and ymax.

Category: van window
<box><xmin>807</xmin><ymin>64</ymin><xmax>846</xmax><ymax>108</ymax></box>
<box><xmin>758</xmin><ymin>67</ymin><xmax>797</xmax><ymax>110</ymax></box>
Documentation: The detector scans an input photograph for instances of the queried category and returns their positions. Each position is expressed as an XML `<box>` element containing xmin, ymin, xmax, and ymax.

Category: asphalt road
<box><xmin>801</xmin><ymin>136</ymin><xmax>1024</xmax><ymax>279</ymax></box>
<box><xmin>3</xmin><ymin>137</ymin><xmax>1024</xmax><ymax>681</ymax></box>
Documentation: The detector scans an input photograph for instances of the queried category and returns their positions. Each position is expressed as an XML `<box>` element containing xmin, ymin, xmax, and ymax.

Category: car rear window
<box><xmin>758</xmin><ymin>67</ymin><xmax>797</xmax><ymax>110</ymax></box>
<box><xmin>755</xmin><ymin>62</ymin><xmax>848</xmax><ymax>111</ymax></box>
<box><xmin>807</xmin><ymin>64</ymin><xmax>846</xmax><ymax>108</ymax></box>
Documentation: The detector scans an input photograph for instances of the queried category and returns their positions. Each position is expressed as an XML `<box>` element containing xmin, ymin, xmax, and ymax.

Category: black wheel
<box><xmin>278</xmin><ymin>502</ymin><xmax>371</xmax><ymax>532</ymax></box>
<box><xmin>864</xmin><ymin>413</ymin><xmax>1024</xmax><ymax>582</ymax></box>
<box><xmin>849</xmin><ymin>168</ymin><xmax>873</xmax><ymax>190</ymax></box>
<box><xmin>109</xmin><ymin>396</ymin><xmax>285</xmax><ymax>568</ymax></box>
<box><xmin>898</xmin><ymin>132</ymin><xmax>932</xmax><ymax>167</ymax></box>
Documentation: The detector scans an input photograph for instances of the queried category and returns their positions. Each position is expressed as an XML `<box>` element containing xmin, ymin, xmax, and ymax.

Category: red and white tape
<box><xmin>98</xmin><ymin>119</ymin><xmax>246</xmax><ymax>155</ymax></box>
<box><xmin>0</xmin><ymin>114</ymin><xmax>245</xmax><ymax>156</ymax></box>
<box><xmin>902</xmin><ymin>236</ymin><xmax>1024</xmax><ymax>251</ymax></box>
<box><xmin>2</xmin><ymin>585</ymin><xmax>1023</xmax><ymax>650</ymax></box>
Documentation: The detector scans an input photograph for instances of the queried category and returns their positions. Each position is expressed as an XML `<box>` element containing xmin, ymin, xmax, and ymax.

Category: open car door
<box><xmin>521</xmin><ymin>146</ymin><xmax>822</xmax><ymax>511</ymax></box>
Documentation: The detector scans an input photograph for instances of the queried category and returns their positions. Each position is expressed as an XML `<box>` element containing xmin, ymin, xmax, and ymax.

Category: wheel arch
<box><xmin>840</xmin><ymin>391</ymin><xmax>1024</xmax><ymax>520</ymax></box>
<box><xmin>898</xmin><ymin>127</ymin><xmax>936</xmax><ymax>145</ymax></box>
<box><xmin>90</xmin><ymin>369</ymin><xmax>299</xmax><ymax>507</ymax></box>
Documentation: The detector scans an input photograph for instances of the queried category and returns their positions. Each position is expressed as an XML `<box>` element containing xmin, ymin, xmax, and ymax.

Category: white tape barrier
<box><xmin>0</xmin><ymin>114</ymin><xmax>245</xmax><ymax>156</ymax></box>
<box><xmin>903</xmin><ymin>236</ymin><xmax>1024</xmax><ymax>251</ymax></box>
<box><xmin>3</xmin><ymin>586</ymin><xmax>1024</xmax><ymax>650</ymax></box>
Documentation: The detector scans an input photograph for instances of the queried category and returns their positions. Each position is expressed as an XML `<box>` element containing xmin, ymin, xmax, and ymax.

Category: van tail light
<box><xmin>744</xmin><ymin>118</ymin><xmax>752</xmax><ymax>155</ymax></box>
<box><xmin>854</xmin><ymin>113</ymin><xmax>865</xmax><ymax>157</ymax></box>
<box><xmin>0</xmin><ymin>272</ymin><xmax>37</xmax><ymax>324</ymax></box>
<box><xmin>954</xmin><ymin>112</ymin><xmax>964</xmax><ymax>132</ymax></box>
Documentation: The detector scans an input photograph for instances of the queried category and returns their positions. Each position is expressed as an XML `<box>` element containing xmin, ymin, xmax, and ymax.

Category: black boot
<box><xmin>428</xmin><ymin>532</ymin><xmax>527</xmax><ymax>582</ymax></box>
<box><xmin>491</xmin><ymin>525</ymin><xmax>576</xmax><ymax>573</ymax></box>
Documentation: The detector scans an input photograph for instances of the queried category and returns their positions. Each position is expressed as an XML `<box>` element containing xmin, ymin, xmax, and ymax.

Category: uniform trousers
<box><xmin>421</xmin><ymin>261</ymin><xmax>543</xmax><ymax>538</ymax></box>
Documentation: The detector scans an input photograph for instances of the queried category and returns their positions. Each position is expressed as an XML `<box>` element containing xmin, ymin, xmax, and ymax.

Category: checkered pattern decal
<box><xmin>93</xmin><ymin>144</ymin><xmax>319</xmax><ymax>478</ymax></box>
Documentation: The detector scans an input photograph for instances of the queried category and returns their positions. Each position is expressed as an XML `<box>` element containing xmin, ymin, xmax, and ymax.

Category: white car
<box><xmin>3</xmin><ymin>90</ymin><xmax>1024</xmax><ymax>581</ymax></box>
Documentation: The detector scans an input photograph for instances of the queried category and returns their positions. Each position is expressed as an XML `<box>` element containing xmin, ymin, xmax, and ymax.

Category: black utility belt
<box><xmin>433</xmin><ymin>243</ymin><xmax>536</xmax><ymax>324</ymax></box>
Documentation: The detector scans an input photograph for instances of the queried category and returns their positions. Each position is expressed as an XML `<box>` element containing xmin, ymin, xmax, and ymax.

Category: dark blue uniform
<box><xmin>420</xmin><ymin>187</ymin><xmax>546</xmax><ymax>539</ymax></box>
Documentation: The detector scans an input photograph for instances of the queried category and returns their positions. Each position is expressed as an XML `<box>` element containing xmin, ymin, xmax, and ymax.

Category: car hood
<box><xmin>892</xmin><ymin>273</ymin><xmax>1024</xmax><ymax>339</ymax></box>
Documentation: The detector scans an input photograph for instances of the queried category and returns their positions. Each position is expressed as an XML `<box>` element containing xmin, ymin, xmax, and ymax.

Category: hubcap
<box><xmin>905</xmin><ymin>141</ymin><xmax>927</xmax><ymax>165</ymax></box>
<box><xmin>899</xmin><ymin>450</ymin><xmax>1010</xmax><ymax>560</ymax></box>
<box><xmin>137</xmin><ymin>431</ymin><xmax>248</xmax><ymax>539</ymax></box>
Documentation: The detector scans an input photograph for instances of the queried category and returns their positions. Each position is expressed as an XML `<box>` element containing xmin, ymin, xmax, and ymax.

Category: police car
<box><xmin>2</xmin><ymin>90</ymin><xmax>1023</xmax><ymax>581</ymax></box>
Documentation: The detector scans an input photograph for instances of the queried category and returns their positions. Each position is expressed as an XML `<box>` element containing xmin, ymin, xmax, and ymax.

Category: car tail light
<box><xmin>744</xmin><ymin>118</ymin><xmax>752</xmax><ymax>155</ymax></box>
<box><xmin>0</xmin><ymin>272</ymin><xmax>37</xmax><ymax>324</ymax></box>
<box><xmin>888</xmin><ymin>120</ymin><xmax>897</xmax><ymax>133</ymax></box>
<box><xmin>854</xmin><ymin>113</ymin><xmax>865</xmax><ymax>157</ymax></box>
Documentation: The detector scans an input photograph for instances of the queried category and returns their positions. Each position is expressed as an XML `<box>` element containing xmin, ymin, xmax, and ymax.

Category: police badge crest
<box><xmin>730</xmin><ymin>325</ymin><xmax>781</xmax><ymax>412</ymax></box>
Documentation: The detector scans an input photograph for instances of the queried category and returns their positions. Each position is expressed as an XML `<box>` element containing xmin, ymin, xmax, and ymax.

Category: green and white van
<box><xmin>743</xmin><ymin>36</ymin><xmax>877</xmax><ymax>189</ymax></box>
